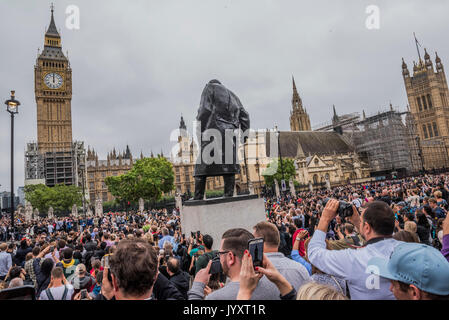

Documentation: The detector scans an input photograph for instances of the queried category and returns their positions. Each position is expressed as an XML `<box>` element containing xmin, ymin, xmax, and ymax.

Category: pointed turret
<box><xmin>291</xmin><ymin>76</ymin><xmax>304</xmax><ymax>112</ymax></box>
<box><xmin>424</xmin><ymin>48</ymin><xmax>433</xmax><ymax>69</ymax></box>
<box><xmin>290</xmin><ymin>76</ymin><xmax>311</xmax><ymax>131</ymax></box>
<box><xmin>179</xmin><ymin>115</ymin><xmax>187</xmax><ymax>131</ymax></box>
<box><xmin>38</xmin><ymin>4</ymin><xmax>67</xmax><ymax>64</ymax></box>
<box><xmin>46</xmin><ymin>4</ymin><xmax>60</xmax><ymax>38</ymax></box>
<box><xmin>402</xmin><ymin>58</ymin><xmax>410</xmax><ymax>77</ymax></box>
<box><xmin>424</xmin><ymin>48</ymin><xmax>430</xmax><ymax>61</ymax></box>
<box><xmin>332</xmin><ymin>105</ymin><xmax>343</xmax><ymax>134</ymax></box>
<box><xmin>125</xmin><ymin>145</ymin><xmax>131</xmax><ymax>159</ymax></box>
<box><xmin>332</xmin><ymin>105</ymin><xmax>339</xmax><ymax>123</ymax></box>
<box><xmin>436</xmin><ymin>51</ymin><xmax>441</xmax><ymax>64</ymax></box>
<box><xmin>435</xmin><ymin>52</ymin><xmax>444</xmax><ymax>72</ymax></box>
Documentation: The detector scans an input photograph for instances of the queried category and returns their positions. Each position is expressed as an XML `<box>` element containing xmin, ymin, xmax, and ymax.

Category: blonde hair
<box><xmin>76</xmin><ymin>263</ymin><xmax>86</xmax><ymax>275</ymax></box>
<box><xmin>163</xmin><ymin>241</ymin><xmax>173</xmax><ymax>254</ymax></box>
<box><xmin>434</xmin><ymin>191</ymin><xmax>442</xmax><ymax>199</ymax></box>
<box><xmin>404</xmin><ymin>221</ymin><xmax>417</xmax><ymax>234</ymax></box>
<box><xmin>144</xmin><ymin>231</ymin><xmax>154</xmax><ymax>244</ymax></box>
<box><xmin>297</xmin><ymin>282</ymin><xmax>348</xmax><ymax>300</ymax></box>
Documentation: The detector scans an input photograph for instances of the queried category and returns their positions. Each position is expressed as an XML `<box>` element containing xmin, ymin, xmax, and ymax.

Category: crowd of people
<box><xmin>0</xmin><ymin>173</ymin><xmax>449</xmax><ymax>300</ymax></box>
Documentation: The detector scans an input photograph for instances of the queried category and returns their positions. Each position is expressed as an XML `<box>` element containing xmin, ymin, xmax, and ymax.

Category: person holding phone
<box><xmin>187</xmin><ymin>228</ymin><xmax>280</xmax><ymax>300</ymax></box>
<box><xmin>194</xmin><ymin>234</ymin><xmax>218</xmax><ymax>275</ymax></box>
<box><xmin>237</xmin><ymin>251</ymin><xmax>296</xmax><ymax>300</ymax></box>
<box><xmin>252</xmin><ymin>221</ymin><xmax>310</xmax><ymax>293</ymax></box>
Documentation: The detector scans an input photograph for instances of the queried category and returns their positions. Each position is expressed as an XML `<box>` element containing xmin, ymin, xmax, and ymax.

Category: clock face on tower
<box><xmin>44</xmin><ymin>72</ymin><xmax>63</xmax><ymax>89</ymax></box>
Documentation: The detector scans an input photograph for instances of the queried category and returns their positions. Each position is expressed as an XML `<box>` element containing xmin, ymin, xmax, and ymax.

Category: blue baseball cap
<box><xmin>368</xmin><ymin>243</ymin><xmax>449</xmax><ymax>296</ymax></box>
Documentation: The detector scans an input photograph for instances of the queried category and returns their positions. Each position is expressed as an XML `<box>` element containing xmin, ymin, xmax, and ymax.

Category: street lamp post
<box><xmin>5</xmin><ymin>91</ymin><xmax>20</xmax><ymax>233</ymax></box>
<box><xmin>79</xmin><ymin>163</ymin><xmax>86</xmax><ymax>218</ymax></box>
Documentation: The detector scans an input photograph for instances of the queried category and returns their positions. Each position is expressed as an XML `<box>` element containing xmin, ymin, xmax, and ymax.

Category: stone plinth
<box><xmin>180</xmin><ymin>195</ymin><xmax>266</xmax><ymax>251</ymax></box>
<box><xmin>139</xmin><ymin>198</ymin><xmax>145</xmax><ymax>213</ymax></box>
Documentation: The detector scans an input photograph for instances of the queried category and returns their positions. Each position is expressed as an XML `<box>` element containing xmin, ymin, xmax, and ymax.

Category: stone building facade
<box><xmin>265</xmin><ymin>131</ymin><xmax>372</xmax><ymax>189</ymax></box>
<box><xmin>86</xmin><ymin>146</ymin><xmax>133</xmax><ymax>204</ymax></box>
<box><xmin>402</xmin><ymin>48</ymin><xmax>449</xmax><ymax>170</ymax></box>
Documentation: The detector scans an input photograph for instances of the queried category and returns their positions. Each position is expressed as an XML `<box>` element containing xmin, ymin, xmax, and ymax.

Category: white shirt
<box><xmin>352</xmin><ymin>198</ymin><xmax>362</xmax><ymax>208</ymax></box>
<box><xmin>308</xmin><ymin>230</ymin><xmax>401</xmax><ymax>300</ymax></box>
<box><xmin>39</xmin><ymin>284</ymin><xmax>74</xmax><ymax>300</ymax></box>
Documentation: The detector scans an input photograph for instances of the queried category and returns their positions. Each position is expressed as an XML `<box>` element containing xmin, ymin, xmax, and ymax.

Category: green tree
<box><xmin>105</xmin><ymin>156</ymin><xmax>175</xmax><ymax>203</ymax></box>
<box><xmin>24</xmin><ymin>184</ymin><xmax>82</xmax><ymax>214</ymax></box>
<box><xmin>51</xmin><ymin>184</ymin><xmax>83</xmax><ymax>213</ymax></box>
<box><xmin>262</xmin><ymin>158</ymin><xmax>297</xmax><ymax>187</ymax></box>
<box><xmin>25</xmin><ymin>184</ymin><xmax>52</xmax><ymax>213</ymax></box>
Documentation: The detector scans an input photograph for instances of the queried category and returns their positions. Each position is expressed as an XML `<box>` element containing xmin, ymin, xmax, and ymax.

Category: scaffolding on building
<box><xmin>24</xmin><ymin>141</ymin><xmax>86</xmax><ymax>188</ymax></box>
<box><xmin>352</xmin><ymin>109</ymin><xmax>412</xmax><ymax>177</ymax></box>
<box><xmin>25</xmin><ymin>142</ymin><xmax>45</xmax><ymax>183</ymax></box>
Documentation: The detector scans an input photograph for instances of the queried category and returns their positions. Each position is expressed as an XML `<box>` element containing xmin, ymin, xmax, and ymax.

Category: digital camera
<box><xmin>322</xmin><ymin>198</ymin><xmax>354</xmax><ymax>218</ymax></box>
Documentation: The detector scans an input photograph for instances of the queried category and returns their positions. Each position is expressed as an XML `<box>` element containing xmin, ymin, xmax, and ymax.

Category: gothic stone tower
<box><xmin>290</xmin><ymin>77</ymin><xmax>312</xmax><ymax>131</ymax></box>
<box><xmin>35</xmin><ymin>6</ymin><xmax>73</xmax><ymax>153</ymax></box>
<box><xmin>402</xmin><ymin>47</ymin><xmax>449</xmax><ymax>169</ymax></box>
<box><xmin>177</xmin><ymin>115</ymin><xmax>191</xmax><ymax>164</ymax></box>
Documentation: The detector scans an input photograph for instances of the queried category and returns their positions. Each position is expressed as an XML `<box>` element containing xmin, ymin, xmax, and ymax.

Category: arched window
<box><xmin>427</xmin><ymin>94</ymin><xmax>433</xmax><ymax>109</ymax></box>
<box><xmin>422</xmin><ymin>96</ymin><xmax>428</xmax><ymax>110</ymax></box>
<box><xmin>427</xmin><ymin>123</ymin><xmax>433</xmax><ymax>138</ymax></box>
<box><xmin>423</xmin><ymin>125</ymin><xmax>428</xmax><ymax>139</ymax></box>
<box><xmin>313</xmin><ymin>174</ymin><xmax>318</xmax><ymax>184</ymax></box>
<box><xmin>417</xmin><ymin>97</ymin><xmax>422</xmax><ymax>112</ymax></box>
<box><xmin>433</xmin><ymin>122</ymin><xmax>439</xmax><ymax>137</ymax></box>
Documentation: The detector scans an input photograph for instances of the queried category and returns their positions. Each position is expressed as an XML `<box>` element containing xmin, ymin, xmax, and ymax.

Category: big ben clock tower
<box><xmin>26</xmin><ymin>5</ymin><xmax>86</xmax><ymax>189</ymax></box>
<box><xmin>35</xmin><ymin>5</ymin><xmax>73</xmax><ymax>153</ymax></box>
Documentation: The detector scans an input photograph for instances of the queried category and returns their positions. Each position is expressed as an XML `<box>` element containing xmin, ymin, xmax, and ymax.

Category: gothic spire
<box><xmin>46</xmin><ymin>3</ymin><xmax>60</xmax><ymax>37</ymax></box>
<box><xmin>332</xmin><ymin>105</ymin><xmax>339</xmax><ymax>122</ymax></box>
<box><xmin>125</xmin><ymin>145</ymin><xmax>131</xmax><ymax>159</ymax></box>
<box><xmin>436</xmin><ymin>51</ymin><xmax>441</xmax><ymax>64</ymax></box>
<box><xmin>291</xmin><ymin>76</ymin><xmax>304</xmax><ymax>112</ymax></box>
<box><xmin>179</xmin><ymin>115</ymin><xmax>187</xmax><ymax>131</ymax></box>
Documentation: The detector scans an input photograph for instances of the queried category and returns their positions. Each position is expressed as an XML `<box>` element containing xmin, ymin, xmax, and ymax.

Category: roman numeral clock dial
<box><xmin>44</xmin><ymin>72</ymin><xmax>63</xmax><ymax>89</ymax></box>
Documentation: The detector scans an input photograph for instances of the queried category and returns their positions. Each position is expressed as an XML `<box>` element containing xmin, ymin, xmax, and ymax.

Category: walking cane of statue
<box><xmin>243</xmin><ymin>137</ymin><xmax>250</xmax><ymax>194</ymax></box>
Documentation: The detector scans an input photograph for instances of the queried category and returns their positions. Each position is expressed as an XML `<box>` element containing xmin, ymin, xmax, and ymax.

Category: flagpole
<box><xmin>414</xmin><ymin>32</ymin><xmax>422</xmax><ymax>62</ymax></box>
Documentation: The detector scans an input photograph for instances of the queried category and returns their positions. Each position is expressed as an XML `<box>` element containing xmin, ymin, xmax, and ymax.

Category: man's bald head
<box><xmin>167</xmin><ymin>257</ymin><xmax>180</xmax><ymax>274</ymax></box>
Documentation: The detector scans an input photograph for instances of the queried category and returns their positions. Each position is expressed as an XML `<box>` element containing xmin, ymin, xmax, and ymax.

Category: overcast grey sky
<box><xmin>0</xmin><ymin>0</ymin><xmax>448</xmax><ymax>190</ymax></box>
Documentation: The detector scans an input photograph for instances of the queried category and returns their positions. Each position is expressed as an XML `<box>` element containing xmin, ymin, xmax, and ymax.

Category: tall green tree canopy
<box><xmin>105</xmin><ymin>156</ymin><xmax>174</xmax><ymax>203</ymax></box>
<box><xmin>24</xmin><ymin>184</ymin><xmax>82</xmax><ymax>214</ymax></box>
<box><xmin>262</xmin><ymin>158</ymin><xmax>297</xmax><ymax>187</ymax></box>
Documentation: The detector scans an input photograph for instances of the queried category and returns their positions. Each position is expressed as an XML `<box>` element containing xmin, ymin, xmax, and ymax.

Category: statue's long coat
<box><xmin>194</xmin><ymin>81</ymin><xmax>250</xmax><ymax>177</ymax></box>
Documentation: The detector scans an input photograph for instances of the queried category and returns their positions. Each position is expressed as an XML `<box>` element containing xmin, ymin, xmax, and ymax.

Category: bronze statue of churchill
<box><xmin>193</xmin><ymin>80</ymin><xmax>250</xmax><ymax>200</ymax></box>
